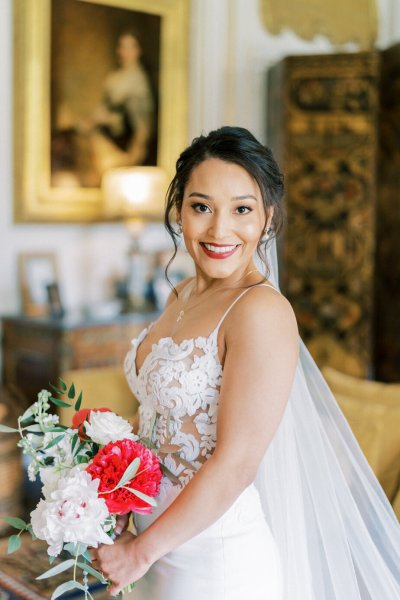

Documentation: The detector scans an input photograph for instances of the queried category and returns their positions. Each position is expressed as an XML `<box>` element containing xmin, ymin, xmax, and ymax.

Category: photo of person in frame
<box><xmin>50</xmin><ymin>0</ymin><xmax>160</xmax><ymax>189</ymax></box>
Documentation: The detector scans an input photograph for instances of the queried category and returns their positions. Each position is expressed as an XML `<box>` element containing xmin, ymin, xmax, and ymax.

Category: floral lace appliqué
<box><xmin>124</xmin><ymin>324</ymin><xmax>223</xmax><ymax>488</ymax></box>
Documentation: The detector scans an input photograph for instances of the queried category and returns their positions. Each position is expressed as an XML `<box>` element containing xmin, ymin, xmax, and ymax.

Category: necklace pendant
<box><xmin>177</xmin><ymin>309</ymin><xmax>184</xmax><ymax>322</ymax></box>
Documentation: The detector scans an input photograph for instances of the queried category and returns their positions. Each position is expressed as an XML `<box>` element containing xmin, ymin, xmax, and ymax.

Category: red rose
<box><xmin>86</xmin><ymin>439</ymin><xmax>162</xmax><ymax>515</ymax></box>
<box><xmin>72</xmin><ymin>407</ymin><xmax>111</xmax><ymax>439</ymax></box>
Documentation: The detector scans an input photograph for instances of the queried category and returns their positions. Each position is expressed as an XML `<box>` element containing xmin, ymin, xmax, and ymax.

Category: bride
<box><xmin>91</xmin><ymin>127</ymin><xmax>400</xmax><ymax>599</ymax></box>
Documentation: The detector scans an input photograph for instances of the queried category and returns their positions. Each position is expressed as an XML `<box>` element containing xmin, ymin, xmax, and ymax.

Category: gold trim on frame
<box><xmin>13</xmin><ymin>0</ymin><xmax>189</xmax><ymax>222</ymax></box>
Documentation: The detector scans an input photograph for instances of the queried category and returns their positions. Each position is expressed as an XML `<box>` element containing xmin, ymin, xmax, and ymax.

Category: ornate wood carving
<box><xmin>268</xmin><ymin>52</ymin><xmax>380</xmax><ymax>377</ymax></box>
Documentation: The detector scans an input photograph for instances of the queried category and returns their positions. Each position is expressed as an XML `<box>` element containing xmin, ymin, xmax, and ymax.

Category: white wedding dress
<box><xmin>124</xmin><ymin>283</ymin><xmax>283</xmax><ymax>600</ymax></box>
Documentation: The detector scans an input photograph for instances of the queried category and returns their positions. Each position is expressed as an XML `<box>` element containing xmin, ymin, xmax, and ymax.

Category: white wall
<box><xmin>1</xmin><ymin>0</ymin><xmax>400</xmax><ymax>317</ymax></box>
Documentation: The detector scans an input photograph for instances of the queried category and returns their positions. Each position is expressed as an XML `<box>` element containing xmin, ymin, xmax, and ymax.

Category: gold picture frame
<box><xmin>13</xmin><ymin>0</ymin><xmax>189</xmax><ymax>223</ymax></box>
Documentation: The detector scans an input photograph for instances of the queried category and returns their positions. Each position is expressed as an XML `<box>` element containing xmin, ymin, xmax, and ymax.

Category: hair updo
<box><xmin>164</xmin><ymin>126</ymin><xmax>285</xmax><ymax>287</ymax></box>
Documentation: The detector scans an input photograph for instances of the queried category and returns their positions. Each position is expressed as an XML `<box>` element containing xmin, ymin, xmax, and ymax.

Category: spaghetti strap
<box><xmin>214</xmin><ymin>283</ymin><xmax>280</xmax><ymax>333</ymax></box>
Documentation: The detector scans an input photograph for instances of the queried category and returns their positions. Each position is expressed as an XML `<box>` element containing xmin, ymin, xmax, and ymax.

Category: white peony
<box><xmin>39</xmin><ymin>466</ymin><xmax>65</xmax><ymax>498</ymax></box>
<box><xmin>84</xmin><ymin>411</ymin><xmax>138</xmax><ymax>445</ymax></box>
<box><xmin>31</xmin><ymin>465</ymin><xmax>113</xmax><ymax>556</ymax></box>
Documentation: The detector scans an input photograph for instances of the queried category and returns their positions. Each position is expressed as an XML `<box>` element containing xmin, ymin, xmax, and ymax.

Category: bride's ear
<box><xmin>265</xmin><ymin>206</ymin><xmax>274</xmax><ymax>231</ymax></box>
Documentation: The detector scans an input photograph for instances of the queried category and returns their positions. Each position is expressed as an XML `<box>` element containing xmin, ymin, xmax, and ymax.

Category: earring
<box><xmin>260</xmin><ymin>226</ymin><xmax>273</xmax><ymax>243</ymax></box>
<box><xmin>177</xmin><ymin>221</ymin><xmax>183</xmax><ymax>234</ymax></box>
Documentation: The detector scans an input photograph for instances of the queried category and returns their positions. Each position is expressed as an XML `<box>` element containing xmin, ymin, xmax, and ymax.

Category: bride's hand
<box><xmin>90</xmin><ymin>531</ymin><xmax>151</xmax><ymax>596</ymax></box>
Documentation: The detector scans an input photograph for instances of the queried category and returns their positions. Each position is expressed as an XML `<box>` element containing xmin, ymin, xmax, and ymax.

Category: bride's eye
<box><xmin>235</xmin><ymin>205</ymin><xmax>252</xmax><ymax>214</ymax></box>
<box><xmin>191</xmin><ymin>202</ymin><xmax>211</xmax><ymax>213</ymax></box>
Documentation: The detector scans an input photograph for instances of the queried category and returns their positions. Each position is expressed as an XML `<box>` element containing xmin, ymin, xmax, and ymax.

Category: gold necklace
<box><xmin>176</xmin><ymin>268</ymin><xmax>261</xmax><ymax>322</ymax></box>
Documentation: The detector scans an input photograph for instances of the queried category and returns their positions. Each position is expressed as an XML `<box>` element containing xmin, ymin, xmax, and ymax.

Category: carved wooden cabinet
<box><xmin>267</xmin><ymin>46</ymin><xmax>400</xmax><ymax>381</ymax></box>
<box><xmin>1</xmin><ymin>312</ymin><xmax>157</xmax><ymax>404</ymax></box>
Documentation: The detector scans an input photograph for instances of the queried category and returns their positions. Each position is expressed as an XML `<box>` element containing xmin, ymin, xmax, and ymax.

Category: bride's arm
<box><xmin>95</xmin><ymin>288</ymin><xmax>299</xmax><ymax>593</ymax></box>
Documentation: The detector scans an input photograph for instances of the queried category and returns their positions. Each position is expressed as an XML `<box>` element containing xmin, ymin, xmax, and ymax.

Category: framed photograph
<box><xmin>46</xmin><ymin>283</ymin><xmax>65</xmax><ymax>318</ymax></box>
<box><xmin>19</xmin><ymin>253</ymin><xmax>59</xmax><ymax>316</ymax></box>
<box><xmin>14</xmin><ymin>0</ymin><xmax>189</xmax><ymax>222</ymax></box>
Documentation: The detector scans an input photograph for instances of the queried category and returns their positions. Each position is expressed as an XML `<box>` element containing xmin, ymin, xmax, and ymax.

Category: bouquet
<box><xmin>0</xmin><ymin>380</ymin><xmax>162</xmax><ymax>599</ymax></box>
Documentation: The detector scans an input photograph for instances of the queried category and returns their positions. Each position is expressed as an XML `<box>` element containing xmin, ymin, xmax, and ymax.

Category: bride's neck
<box><xmin>191</xmin><ymin>264</ymin><xmax>259</xmax><ymax>295</ymax></box>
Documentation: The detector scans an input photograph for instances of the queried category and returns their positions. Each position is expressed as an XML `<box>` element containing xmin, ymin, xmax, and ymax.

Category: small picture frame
<box><xmin>18</xmin><ymin>253</ymin><xmax>59</xmax><ymax>317</ymax></box>
<box><xmin>46</xmin><ymin>282</ymin><xmax>65</xmax><ymax>319</ymax></box>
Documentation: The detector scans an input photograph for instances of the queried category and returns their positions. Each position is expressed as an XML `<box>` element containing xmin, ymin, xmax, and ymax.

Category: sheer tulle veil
<box><xmin>255</xmin><ymin>237</ymin><xmax>400</xmax><ymax>599</ymax></box>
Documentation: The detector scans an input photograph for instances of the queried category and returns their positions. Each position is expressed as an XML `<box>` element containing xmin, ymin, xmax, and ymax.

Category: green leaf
<box><xmin>49</xmin><ymin>554</ymin><xmax>57</xmax><ymax>564</ymax></box>
<box><xmin>123</xmin><ymin>486</ymin><xmax>157</xmax><ymax>507</ymax></box>
<box><xmin>63</xmin><ymin>542</ymin><xmax>77</xmax><ymax>556</ymax></box>
<box><xmin>48</xmin><ymin>425</ymin><xmax>69</xmax><ymax>432</ymax></box>
<box><xmin>4</xmin><ymin>516</ymin><xmax>27</xmax><ymax>530</ymax></box>
<box><xmin>76</xmin><ymin>455</ymin><xmax>89</xmax><ymax>464</ymax></box>
<box><xmin>7</xmin><ymin>535</ymin><xmax>21</xmax><ymax>554</ymax></box>
<box><xmin>20</xmin><ymin>405</ymin><xmax>35</xmax><ymax>421</ymax></box>
<box><xmin>58</xmin><ymin>378</ymin><xmax>68</xmax><ymax>391</ymax></box>
<box><xmin>77</xmin><ymin>562</ymin><xmax>107</xmax><ymax>583</ymax></box>
<box><xmin>82</xmin><ymin>549</ymin><xmax>91</xmax><ymax>562</ymax></box>
<box><xmin>36</xmin><ymin>558</ymin><xmax>75</xmax><ymax>580</ymax></box>
<box><xmin>71</xmin><ymin>432</ymin><xmax>79</xmax><ymax>454</ymax></box>
<box><xmin>68</xmin><ymin>383</ymin><xmax>76</xmax><ymax>399</ymax></box>
<box><xmin>24</xmin><ymin>424</ymin><xmax>43</xmax><ymax>433</ymax></box>
<box><xmin>74</xmin><ymin>391</ymin><xmax>83</xmax><ymax>411</ymax></box>
<box><xmin>49</xmin><ymin>383</ymin><xmax>65</xmax><ymax>396</ymax></box>
<box><xmin>44</xmin><ymin>434</ymin><xmax>65</xmax><ymax>450</ymax></box>
<box><xmin>50</xmin><ymin>397</ymin><xmax>72</xmax><ymax>408</ymax></box>
<box><xmin>0</xmin><ymin>424</ymin><xmax>18</xmax><ymax>433</ymax></box>
<box><xmin>26</xmin><ymin>524</ymin><xmax>37</xmax><ymax>540</ymax></box>
<box><xmin>63</xmin><ymin>542</ymin><xmax>87</xmax><ymax>557</ymax></box>
<box><xmin>19</xmin><ymin>416</ymin><xmax>35</xmax><ymax>426</ymax></box>
<box><xmin>117</xmin><ymin>457</ymin><xmax>141</xmax><ymax>488</ymax></box>
<box><xmin>51</xmin><ymin>580</ymin><xmax>85</xmax><ymax>600</ymax></box>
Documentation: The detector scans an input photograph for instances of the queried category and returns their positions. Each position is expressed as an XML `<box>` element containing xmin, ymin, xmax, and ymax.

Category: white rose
<box><xmin>31</xmin><ymin>465</ymin><xmax>113</xmax><ymax>557</ymax></box>
<box><xmin>84</xmin><ymin>411</ymin><xmax>138</xmax><ymax>445</ymax></box>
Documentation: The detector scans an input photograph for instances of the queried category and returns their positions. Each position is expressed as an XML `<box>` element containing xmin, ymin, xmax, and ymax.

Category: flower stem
<box><xmin>73</xmin><ymin>543</ymin><xmax>80</xmax><ymax>582</ymax></box>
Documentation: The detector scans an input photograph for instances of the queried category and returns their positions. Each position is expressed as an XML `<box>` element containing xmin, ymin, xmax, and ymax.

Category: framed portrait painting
<box><xmin>13</xmin><ymin>0</ymin><xmax>189</xmax><ymax>222</ymax></box>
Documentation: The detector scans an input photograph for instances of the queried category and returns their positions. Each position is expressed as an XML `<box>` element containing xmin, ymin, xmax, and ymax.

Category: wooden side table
<box><xmin>1</xmin><ymin>311</ymin><xmax>157</xmax><ymax>405</ymax></box>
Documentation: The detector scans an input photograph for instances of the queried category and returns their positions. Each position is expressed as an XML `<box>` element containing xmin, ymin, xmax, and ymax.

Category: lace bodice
<box><xmin>124</xmin><ymin>283</ymin><xmax>277</xmax><ymax>488</ymax></box>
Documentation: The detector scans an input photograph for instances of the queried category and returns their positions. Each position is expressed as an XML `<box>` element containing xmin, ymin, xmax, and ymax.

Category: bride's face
<box><xmin>179</xmin><ymin>158</ymin><xmax>272</xmax><ymax>281</ymax></box>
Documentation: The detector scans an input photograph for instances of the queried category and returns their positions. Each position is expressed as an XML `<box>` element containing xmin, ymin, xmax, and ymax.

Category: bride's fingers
<box><xmin>114</xmin><ymin>514</ymin><xmax>130</xmax><ymax>536</ymax></box>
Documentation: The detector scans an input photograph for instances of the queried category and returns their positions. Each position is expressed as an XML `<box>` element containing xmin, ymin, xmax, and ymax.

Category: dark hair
<box><xmin>164</xmin><ymin>126</ymin><xmax>285</xmax><ymax>289</ymax></box>
<box><xmin>118</xmin><ymin>29</ymin><xmax>143</xmax><ymax>50</ymax></box>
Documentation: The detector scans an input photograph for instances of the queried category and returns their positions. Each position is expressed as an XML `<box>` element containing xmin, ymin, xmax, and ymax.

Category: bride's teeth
<box><xmin>203</xmin><ymin>243</ymin><xmax>237</xmax><ymax>253</ymax></box>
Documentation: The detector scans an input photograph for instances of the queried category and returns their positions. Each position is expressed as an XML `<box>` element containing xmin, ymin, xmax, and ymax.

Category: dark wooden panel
<box><xmin>375</xmin><ymin>43</ymin><xmax>400</xmax><ymax>382</ymax></box>
<box><xmin>267</xmin><ymin>52</ymin><xmax>380</xmax><ymax>377</ymax></box>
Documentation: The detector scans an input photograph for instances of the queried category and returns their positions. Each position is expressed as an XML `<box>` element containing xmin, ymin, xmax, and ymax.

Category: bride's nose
<box><xmin>207</xmin><ymin>211</ymin><xmax>230</xmax><ymax>239</ymax></box>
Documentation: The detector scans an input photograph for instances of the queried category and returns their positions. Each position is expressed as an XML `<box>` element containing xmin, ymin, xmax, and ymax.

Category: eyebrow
<box><xmin>188</xmin><ymin>192</ymin><xmax>258</xmax><ymax>202</ymax></box>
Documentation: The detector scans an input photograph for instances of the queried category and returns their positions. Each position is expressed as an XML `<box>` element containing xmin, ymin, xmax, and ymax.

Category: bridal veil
<box><xmin>255</xmin><ymin>237</ymin><xmax>400</xmax><ymax>599</ymax></box>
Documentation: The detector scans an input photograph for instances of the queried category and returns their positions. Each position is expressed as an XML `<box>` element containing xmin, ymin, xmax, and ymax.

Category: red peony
<box><xmin>86</xmin><ymin>439</ymin><xmax>162</xmax><ymax>515</ymax></box>
<box><xmin>72</xmin><ymin>407</ymin><xmax>111</xmax><ymax>439</ymax></box>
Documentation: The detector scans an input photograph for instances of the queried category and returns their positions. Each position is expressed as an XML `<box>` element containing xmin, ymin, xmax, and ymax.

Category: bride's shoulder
<box><xmin>225</xmin><ymin>283</ymin><xmax>299</xmax><ymax>344</ymax></box>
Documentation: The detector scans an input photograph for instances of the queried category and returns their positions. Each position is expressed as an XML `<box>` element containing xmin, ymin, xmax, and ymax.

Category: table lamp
<box><xmin>101</xmin><ymin>166</ymin><xmax>168</xmax><ymax>310</ymax></box>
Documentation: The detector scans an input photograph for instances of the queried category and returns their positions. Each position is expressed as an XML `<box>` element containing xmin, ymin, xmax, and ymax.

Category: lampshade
<box><xmin>101</xmin><ymin>166</ymin><xmax>168</xmax><ymax>220</ymax></box>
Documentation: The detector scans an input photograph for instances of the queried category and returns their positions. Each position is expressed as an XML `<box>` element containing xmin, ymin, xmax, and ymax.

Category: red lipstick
<box><xmin>200</xmin><ymin>242</ymin><xmax>239</xmax><ymax>259</ymax></box>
